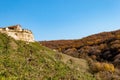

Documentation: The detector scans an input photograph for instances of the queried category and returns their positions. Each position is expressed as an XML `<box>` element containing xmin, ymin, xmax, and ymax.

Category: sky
<box><xmin>0</xmin><ymin>0</ymin><xmax>120</xmax><ymax>41</ymax></box>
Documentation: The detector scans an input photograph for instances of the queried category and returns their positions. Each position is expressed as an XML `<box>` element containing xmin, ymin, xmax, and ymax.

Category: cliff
<box><xmin>0</xmin><ymin>25</ymin><xmax>34</xmax><ymax>42</ymax></box>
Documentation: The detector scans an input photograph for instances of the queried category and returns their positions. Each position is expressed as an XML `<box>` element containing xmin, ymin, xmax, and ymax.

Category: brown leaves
<box><xmin>40</xmin><ymin>29</ymin><xmax>120</xmax><ymax>68</ymax></box>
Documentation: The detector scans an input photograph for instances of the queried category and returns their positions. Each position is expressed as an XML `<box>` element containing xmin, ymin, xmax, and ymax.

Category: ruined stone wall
<box><xmin>0</xmin><ymin>26</ymin><xmax>34</xmax><ymax>42</ymax></box>
<box><xmin>7</xmin><ymin>31</ymin><xmax>34</xmax><ymax>42</ymax></box>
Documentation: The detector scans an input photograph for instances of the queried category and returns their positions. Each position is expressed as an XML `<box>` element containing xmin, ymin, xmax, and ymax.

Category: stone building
<box><xmin>0</xmin><ymin>25</ymin><xmax>34</xmax><ymax>42</ymax></box>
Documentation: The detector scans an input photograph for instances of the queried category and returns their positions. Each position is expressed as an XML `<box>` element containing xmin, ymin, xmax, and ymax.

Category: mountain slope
<box><xmin>40</xmin><ymin>29</ymin><xmax>120</xmax><ymax>68</ymax></box>
<box><xmin>0</xmin><ymin>33</ymin><xmax>95</xmax><ymax>80</ymax></box>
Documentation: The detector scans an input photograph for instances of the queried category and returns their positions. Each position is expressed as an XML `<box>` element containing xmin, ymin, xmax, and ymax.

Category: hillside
<box><xmin>0</xmin><ymin>33</ymin><xmax>95</xmax><ymax>80</ymax></box>
<box><xmin>40</xmin><ymin>29</ymin><xmax>120</xmax><ymax>69</ymax></box>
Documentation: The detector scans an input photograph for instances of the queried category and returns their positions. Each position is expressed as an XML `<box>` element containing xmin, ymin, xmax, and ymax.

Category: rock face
<box><xmin>40</xmin><ymin>29</ymin><xmax>120</xmax><ymax>68</ymax></box>
<box><xmin>0</xmin><ymin>25</ymin><xmax>34</xmax><ymax>42</ymax></box>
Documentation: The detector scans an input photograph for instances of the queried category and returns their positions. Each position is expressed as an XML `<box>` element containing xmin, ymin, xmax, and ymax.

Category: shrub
<box><xmin>95</xmin><ymin>71</ymin><xmax>113</xmax><ymax>80</ymax></box>
<box><xmin>103</xmin><ymin>63</ymin><xmax>115</xmax><ymax>72</ymax></box>
<box><xmin>90</xmin><ymin>62</ymin><xmax>115</xmax><ymax>73</ymax></box>
<box><xmin>94</xmin><ymin>69</ymin><xmax>120</xmax><ymax>80</ymax></box>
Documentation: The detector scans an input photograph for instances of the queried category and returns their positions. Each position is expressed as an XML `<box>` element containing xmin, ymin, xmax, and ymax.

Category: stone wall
<box><xmin>0</xmin><ymin>25</ymin><xmax>34</xmax><ymax>42</ymax></box>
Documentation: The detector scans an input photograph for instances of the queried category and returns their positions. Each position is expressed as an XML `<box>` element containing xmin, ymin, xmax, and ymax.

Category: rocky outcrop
<box><xmin>0</xmin><ymin>25</ymin><xmax>34</xmax><ymax>42</ymax></box>
<box><xmin>40</xmin><ymin>29</ymin><xmax>120</xmax><ymax>68</ymax></box>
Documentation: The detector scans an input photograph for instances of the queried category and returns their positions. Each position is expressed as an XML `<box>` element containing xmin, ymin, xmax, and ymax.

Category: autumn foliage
<box><xmin>40</xmin><ymin>29</ymin><xmax>120</xmax><ymax>68</ymax></box>
<box><xmin>90</xmin><ymin>62</ymin><xmax>115</xmax><ymax>73</ymax></box>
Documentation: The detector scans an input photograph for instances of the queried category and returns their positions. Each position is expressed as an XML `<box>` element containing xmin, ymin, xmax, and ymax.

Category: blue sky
<box><xmin>0</xmin><ymin>0</ymin><xmax>120</xmax><ymax>41</ymax></box>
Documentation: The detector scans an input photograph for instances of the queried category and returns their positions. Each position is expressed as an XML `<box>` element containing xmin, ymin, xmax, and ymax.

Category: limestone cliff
<box><xmin>0</xmin><ymin>25</ymin><xmax>34</xmax><ymax>42</ymax></box>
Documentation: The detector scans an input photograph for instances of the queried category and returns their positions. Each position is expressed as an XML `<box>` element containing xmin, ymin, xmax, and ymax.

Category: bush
<box><xmin>95</xmin><ymin>71</ymin><xmax>113</xmax><ymax>80</ymax></box>
<box><xmin>90</xmin><ymin>62</ymin><xmax>115</xmax><ymax>73</ymax></box>
<box><xmin>94</xmin><ymin>69</ymin><xmax>120</xmax><ymax>80</ymax></box>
